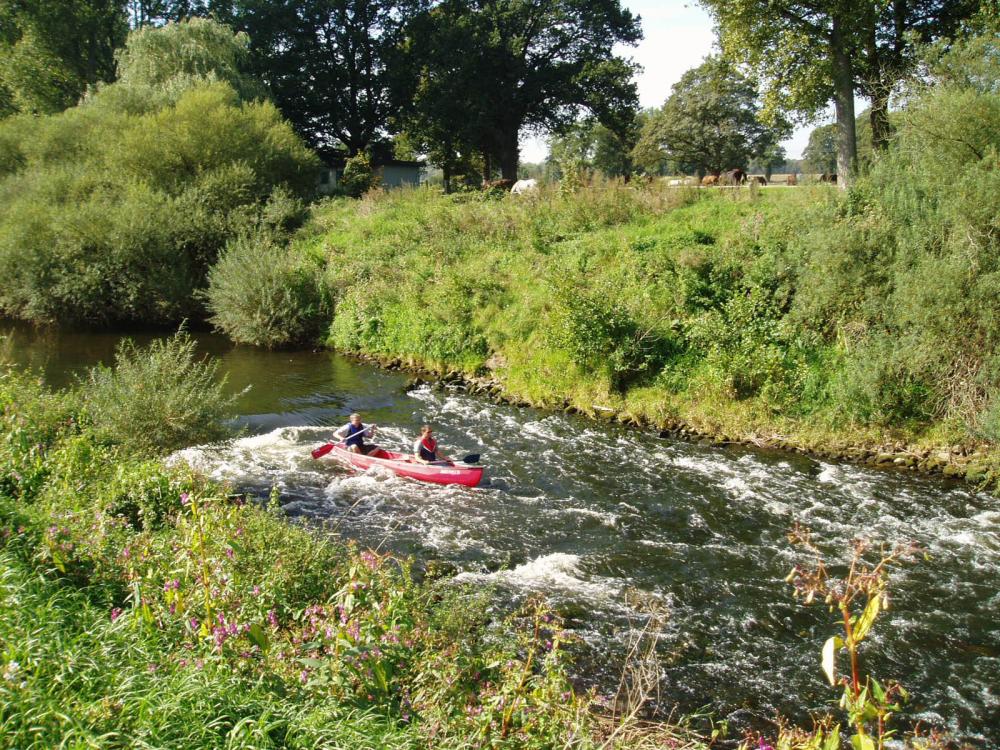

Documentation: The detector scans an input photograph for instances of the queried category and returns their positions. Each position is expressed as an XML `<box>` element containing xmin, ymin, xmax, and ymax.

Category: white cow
<box><xmin>510</xmin><ymin>178</ymin><xmax>538</xmax><ymax>195</ymax></box>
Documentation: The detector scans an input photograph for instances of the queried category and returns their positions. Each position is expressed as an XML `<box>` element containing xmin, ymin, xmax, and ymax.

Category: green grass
<box><xmin>294</xmin><ymin>168</ymin><xmax>998</xmax><ymax>480</ymax></box>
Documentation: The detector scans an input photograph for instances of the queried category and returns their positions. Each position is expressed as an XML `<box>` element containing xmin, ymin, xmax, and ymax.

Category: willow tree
<box><xmin>0</xmin><ymin>0</ymin><xmax>127</xmax><ymax>115</ymax></box>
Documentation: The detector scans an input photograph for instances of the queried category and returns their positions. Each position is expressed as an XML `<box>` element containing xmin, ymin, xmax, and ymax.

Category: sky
<box><xmin>519</xmin><ymin>0</ymin><xmax>816</xmax><ymax>163</ymax></box>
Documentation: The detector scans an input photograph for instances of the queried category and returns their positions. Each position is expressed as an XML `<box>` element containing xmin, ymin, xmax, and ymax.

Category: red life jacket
<box><xmin>418</xmin><ymin>436</ymin><xmax>437</xmax><ymax>461</ymax></box>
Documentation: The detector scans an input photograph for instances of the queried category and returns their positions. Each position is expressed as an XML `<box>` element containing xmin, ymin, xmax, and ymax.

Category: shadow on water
<box><xmin>4</xmin><ymin>321</ymin><xmax>999</xmax><ymax>745</ymax></box>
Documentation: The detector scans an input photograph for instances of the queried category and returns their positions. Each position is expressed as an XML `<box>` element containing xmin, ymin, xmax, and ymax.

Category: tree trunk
<box><xmin>830</xmin><ymin>16</ymin><xmax>858</xmax><ymax>189</ymax></box>
<box><xmin>865</xmin><ymin>4</ymin><xmax>893</xmax><ymax>153</ymax></box>
<box><xmin>870</xmin><ymin>89</ymin><xmax>893</xmax><ymax>151</ymax></box>
<box><xmin>443</xmin><ymin>163</ymin><xmax>452</xmax><ymax>194</ymax></box>
<box><xmin>482</xmin><ymin>150</ymin><xmax>493</xmax><ymax>183</ymax></box>
<box><xmin>498</xmin><ymin>129</ymin><xmax>519</xmax><ymax>182</ymax></box>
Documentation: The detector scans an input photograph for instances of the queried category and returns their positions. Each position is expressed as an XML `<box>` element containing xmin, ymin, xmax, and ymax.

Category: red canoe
<box><xmin>323</xmin><ymin>443</ymin><xmax>484</xmax><ymax>487</ymax></box>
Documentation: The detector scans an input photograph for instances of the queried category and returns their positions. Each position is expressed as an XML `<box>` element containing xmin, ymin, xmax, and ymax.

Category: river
<box><xmin>3</xmin><ymin>322</ymin><xmax>998</xmax><ymax>745</ymax></box>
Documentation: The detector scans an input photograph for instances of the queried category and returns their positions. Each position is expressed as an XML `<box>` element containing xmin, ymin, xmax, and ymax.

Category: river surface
<box><xmin>3</xmin><ymin>322</ymin><xmax>999</xmax><ymax>745</ymax></box>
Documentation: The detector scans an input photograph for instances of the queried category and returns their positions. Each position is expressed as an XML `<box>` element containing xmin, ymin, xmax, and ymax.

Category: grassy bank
<box><xmin>0</xmin><ymin>351</ymin><xmax>709</xmax><ymax>749</ymax></box>
<box><xmin>280</xmin><ymin>181</ymin><xmax>994</xmax><ymax>486</ymax></box>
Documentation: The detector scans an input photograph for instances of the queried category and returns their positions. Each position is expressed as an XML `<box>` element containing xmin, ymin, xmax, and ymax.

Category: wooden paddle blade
<box><xmin>311</xmin><ymin>443</ymin><xmax>334</xmax><ymax>459</ymax></box>
<box><xmin>461</xmin><ymin>454</ymin><xmax>480</xmax><ymax>464</ymax></box>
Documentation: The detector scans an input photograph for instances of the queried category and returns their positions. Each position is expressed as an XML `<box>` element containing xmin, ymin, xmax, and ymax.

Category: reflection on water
<box><xmin>4</xmin><ymin>321</ymin><xmax>1000</xmax><ymax>744</ymax></box>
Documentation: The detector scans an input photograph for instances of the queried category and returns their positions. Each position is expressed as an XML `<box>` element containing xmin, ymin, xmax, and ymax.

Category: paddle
<box><xmin>311</xmin><ymin>443</ymin><xmax>335</xmax><ymax>459</ymax></box>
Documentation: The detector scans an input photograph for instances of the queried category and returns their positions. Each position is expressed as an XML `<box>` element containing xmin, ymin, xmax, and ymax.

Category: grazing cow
<box><xmin>701</xmin><ymin>175</ymin><xmax>718</xmax><ymax>187</ymax></box>
<box><xmin>751</xmin><ymin>175</ymin><xmax>767</xmax><ymax>185</ymax></box>
<box><xmin>820</xmin><ymin>173</ymin><xmax>838</xmax><ymax>183</ymax></box>
<box><xmin>719</xmin><ymin>168</ymin><xmax>746</xmax><ymax>186</ymax></box>
<box><xmin>510</xmin><ymin>178</ymin><xmax>538</xmax><ymax>194</ymax></box>
<box><xmin>786</xmin><ymin>174</ymin><xmax>798</xmax><ymax>186</ymax></box>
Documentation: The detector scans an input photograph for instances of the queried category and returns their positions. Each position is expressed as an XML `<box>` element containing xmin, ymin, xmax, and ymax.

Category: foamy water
<box><xmin>171</xmin><ymin>385</ymin><xmax>1000</xmax><ymax>743</ymax></box>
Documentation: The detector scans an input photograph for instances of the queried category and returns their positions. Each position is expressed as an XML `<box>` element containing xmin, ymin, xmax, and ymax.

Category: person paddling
<box><xmin>413</xmin><ymin>424</ymin><xmax>449</xmax><ymax>464</ymax></box>
<box><xmin>333</xmin><ymin>413</ymin><xmax>378</xmax><ymax>455</ymax></box>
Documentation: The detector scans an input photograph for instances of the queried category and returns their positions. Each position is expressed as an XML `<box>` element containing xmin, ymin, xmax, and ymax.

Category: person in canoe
<box><xmin>413</xmin><ymin>424</ymin><xmax>450</xmax><ymax>464</ymax></box>
<box><xmin>333</xmin><ymin>413</ymin><xmax>379</xmax><ymax>455</ymax></box>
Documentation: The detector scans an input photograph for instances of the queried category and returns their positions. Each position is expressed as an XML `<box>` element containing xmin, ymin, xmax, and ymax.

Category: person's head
<box><xmin>420</xmin><ymin>424</ymin><xmax>433</xmax><ymax>436</ymax></box>
<box><xmin>350</xmin><ymin>413</ymin><xmax>362</xmax><ymax>426</ymax></box>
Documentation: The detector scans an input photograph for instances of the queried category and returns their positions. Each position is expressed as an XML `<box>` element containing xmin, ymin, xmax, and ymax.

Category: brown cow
<box><xmin>483</xmin><ymin>178</ymin><xmax>516</xmax><ymax>192</ymax></box>
<box><xmin>719</xmin><ymin>168</ymin><xmax>746</xmax><ymax>185</ymax></box>
<box><xmin>786</xmin><ymin>174</ymin><xmax>798</xmax><ymax>186</ymax></box>
<box><xmin>819</xmin><ymin>173</ymin><xmax>838</xmax><ymax>184</ymax></box>
<box><xmin>701</xmin><ymin>174</ymin><xmax>718</xmax><ymax>186</ymax></box>
<box><xmin>750</xmin><ymin>175</ymin><xmax>767</xmax><ymax>186</ymax></box>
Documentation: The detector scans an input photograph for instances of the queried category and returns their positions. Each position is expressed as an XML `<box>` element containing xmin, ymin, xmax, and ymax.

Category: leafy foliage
<box><xmin>205</xmin><ymin>224</ymin><xmax>330</xmax><ymax>348</ymax></box>
<box><xmin>396</xmin><ymin>0</ymin><xmax>642</xmax><ymax>179</ymax></box>
<box><xmin>634</xmin><ymin>56</ymin><xmax>788</xmax><ymax>176</ymax></box>
<box><xmin>0</xmin><ymin>21</ymin><xmax>319</xmax><ymax>326</ymax></box>
<box><xmin>0</xmin><ymin>0</ymin><xmax>126</xmax><ymax>116</ymax></box>
<box><xmin>79</xmin><ymin>330</ymin><xmax>238</xmax><ymax>455</ymax></box>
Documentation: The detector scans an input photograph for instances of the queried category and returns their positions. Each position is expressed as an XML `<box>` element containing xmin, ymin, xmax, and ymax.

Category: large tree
<box><xmin>632</xmin><ymin>56</ymin><xmax>787</xmax><ymax>178</ymax></box>
<box><xmin>856</xmin><ymin>0</ymin><xmax>980</xmax><ymax>151</ymax></box>
<box><xmin>0</xmin><ymin>0</ymin><xmax>127</xmax><ymax>115</ymax></box>
<box><xmin>399</xmin><ymin>0</ymin><xmax>642</xmax><ymax>181</ymax></box>
<box><xmin>200</xmin><ymin>0</ymin><xmax>428</xmax><ymax>155</ymax></box>
<box><xmin>392</xmin><ymin>3</ymin><xmax>488</xmax><ymax>190</ymax></box>
<box><xmin>699</xmin><ymin>0</ymin><xmax>980</xmax><ymax>187</ymax></box>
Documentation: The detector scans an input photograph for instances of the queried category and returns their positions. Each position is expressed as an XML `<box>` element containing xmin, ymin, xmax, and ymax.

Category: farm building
<box><xmin>318</xmin><ymin>157</ymin><xmax>425</xmax><ymax>194</ymax></box>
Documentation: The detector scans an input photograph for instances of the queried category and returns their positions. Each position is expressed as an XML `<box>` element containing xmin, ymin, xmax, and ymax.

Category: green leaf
<box><xmin>822</xmin><ymin>724</ymin><xmax>841</xmax><ymax>750</ymax></box>
<box><xmin>247</xmin><ymin>622</ymin><xmax>269</xmax><ymax>651</ymax></box>
<box><xmin>851</xmin><ymin>733</ymin><xmax>875</xmax><ymax>750</ymax></box>
<box><xmin>854</xmin><ymin>594</ymin><xmax>882</xmax><ymax>642</ymax></box>
<box><xmin>298</xmin><ymin>657</ymin><xmax>325</xmax><ymax>669</ymax></box>
<box><xmin>871</xmin><ymin>678</ymin><xmax>885</xmax><ymax>703</ymax></box>
<box><xmin>822</xmin><ymin>635</ymin><xmax>844</xmax><ymax>686</ymax></box>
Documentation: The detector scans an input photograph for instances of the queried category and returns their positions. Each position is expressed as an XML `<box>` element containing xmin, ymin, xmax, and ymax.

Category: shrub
<box><xmin>0</xmin><ymin>20</ymin><xmax>320</xmax><ymax>327</ymax></box>
<box><xmin>340</xmin><ymin>152</ymin><xmax>380</xmax><ymax>197</ymax></box>
<box><xmin>79</xmin><ymin>330</ymin><xmax>238</xmax><ymax>454</ymax></box>
<box><xmin>204</xmin><ymin>226</ymin><xmax>329</xmax><ymax>348</ymax></box>
<box><xmin>550</xmin><ymin>281</ymin><xmax>679</xmax><ymax>392</ymax></box>
<box><xmin>0</xmin><ymin>370</ymin><xmax>79</xmax><ymax>501</ymax></box>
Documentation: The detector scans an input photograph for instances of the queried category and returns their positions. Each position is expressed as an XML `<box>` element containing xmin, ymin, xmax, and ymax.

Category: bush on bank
<box><xmin>204</xmin><ymin>223</ymin><xmax>331</xmax><ymax>349</ymax></box>
<box><xmin>0</xmin><ymin>20</ymin><xmax>318</xmax><ymax>327</ymax></box>
<box><xmin>79</xmin><ymin>330</ymin><xmax>240</xmax><ymax>455</ymax></box>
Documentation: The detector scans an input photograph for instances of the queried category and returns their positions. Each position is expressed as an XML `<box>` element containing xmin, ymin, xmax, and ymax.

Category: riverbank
<box><xmin>350</xmin><ymin>349</ymin><xmax>999</xmax><ymax>490</ymax></box>
<box><xmin>292</xmin><ymin>180</ymin><xmax>997</xmax><ymax>493</ymax></box>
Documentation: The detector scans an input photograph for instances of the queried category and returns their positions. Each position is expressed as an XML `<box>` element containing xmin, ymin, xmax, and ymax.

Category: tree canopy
<box><xmin>0</xmin><ymin>0</ymin><xmax>126</xmax><ymax>115</ymax></box>
<box><xmin>633</xmin><ymin>56</ymin><xmax>787</xmax><ymax>177</ymax></box>
<box><xmin>397</xmin><ymin>0</ymin><xmax>642</xmax><ymax>180</ymax></box>
<box><xmin>699</xmin><ymin>0</ymin><xmax>980</xmax><ymax>187</ymax></box>
<box><xmin>213</xmin><ymin>0</ymin><xmax>427</xmax><ymax>156</ymax></box>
